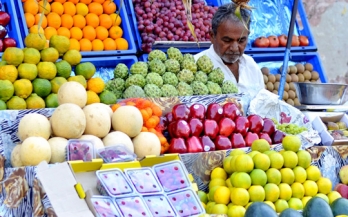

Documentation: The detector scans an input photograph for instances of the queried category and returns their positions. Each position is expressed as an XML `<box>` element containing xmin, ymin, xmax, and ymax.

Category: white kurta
<box><xmin>194</xmin><ymin>45</ymin><xmax>265</xmax><ymax>98</ymax></box>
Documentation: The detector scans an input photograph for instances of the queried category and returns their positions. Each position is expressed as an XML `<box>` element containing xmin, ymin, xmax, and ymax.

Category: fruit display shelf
<box><xmin>0</xmin><ymin>0</ymin><xmax>24</xmax><ymax>57</ymax></box>
<box><xmin>15</xmin><ymin>0</ymin><xmax>137</xmax><ymax>56</ymax></box>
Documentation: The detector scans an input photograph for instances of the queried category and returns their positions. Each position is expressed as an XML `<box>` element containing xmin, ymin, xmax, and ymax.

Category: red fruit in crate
<box><xmin>244</xmin><ymin>132</ymin><xmax>259</xmax><ymax>147</ymax></box>
<box><xmin>291</xmin><ymin>35</ymin><xmax>300</xmax><ymax>47</ymax></box>
<box><xmin>168</xmin><ymin>121</ymin><xmax>177</xmax><ymax>138</ymax></box>
<box><xmin>262</xmin><ymin>118</ymin><xmax>276</xmax><ymax>135</ymax></box>
<box><xmin>219</xmin><ymin>117</ymin><xmax>235</xmax><ymax>137</ymax></box>
<box><xmin>168</xmin><ymin>138</ymin><xmax>187</xmax><ymax>154</ymax></box>
<box><xmin>335</xmin><ymin>183</ymin><xmax>348</xmax><ymax>199</ymax></box>
<box><xmin>248</xmin><ymin>114</ymin><xmax>264</xmax><ymax>134</ymax></box>
<box><xmin>174</xmin><ymin>120</ymin><xmax>191</xmax><ymax>138</ymax></box>
<box><xmin>172</xmin><ymin>104</ymin><xmax>190</xmax><ymax>121</ymax></box>
<box><xmin>0</xmin><ymin>25</ymin><xmax>7</xmax><ymax>40</ymax></box>
<box><xmin>186</xmin><ymin>136</ymin><xmax>203</xmax><ymax>153</ymax></box>
<box><xmin>189</xmin><ymin>103</ymin><xmax>206</xmax><ymax>120</ymax></box>
<box><xmin>299</xmin><ymin>35</ymin><xmax>309</xmax><ymax>46</ymax></box>
<box><xmin>165</xmin><ymin>112</ymin><xmax>174</xmax><ymax>123</ymax></box>
<box><xmin>188</xmin><ymin>118</ymin><xmax>203</xmax><ymax>137</ymax></box>
<box><xmin>223</xmin><ymin>102</ymin><xmax>241</xmax><ymax>121</ymax></box>
<box><xmin>272</xmin><ymin>130</ymin><xmax>286</xmax><ymax>144</ymax></box>
<box><xmin>234</xmin><ymin>116</ymin><xmax>250</xmax><ymax>136</ymax></box>
<box><xmin>203</xmin><ymin>119</ymin><xmax>219</xmax><ymax>139</ymax></box>
<box><xmin>201</xmin><ymin>135</ymin><xmax>216</xmax><ymax>152</ymax></box>
<box><xmin>253</xmin><ymin>36</ymin><xmax>270</xmax><ymax>47</ymax></box>
<box><xmin>3</xmin><ymin>37</ymin><xmax>16</xmax><ymax>50</ymax></box>
<box><xmin>214</xmin><ymin>135</ymin><xmax>232</xmax><ymax>150</ymax></box>
<box><xmin>278</xmin><ymin>34</ymin><xmax>287</xmax><ymax>47</ymax></box>
<box><xmin>268</xmin><ymin>35</ymin><xmax>279</xmax><ymax>47</ymax></box>
<box><xmin>259</xmin><ymin>133</ymin><xmax>272</xmax><ymax>145</ymax></box>
<box><xmin>0</xmin><ymin>12</ymin><xmax>10</xmax><ymax>27</ymax></box>
<box><xmin>206</xmin><ymin>103</ymin><xmax>224</xmax><ymax>122</ymax></box>
<box><xmin>0</xmin><ymin>39</ymin><xmax>3</xmax><ymax>52</ymax></box>
<box><xmin>230</xmin><ymin>133</ymin><xmax>246</xmax><ymax>148</ymax></box>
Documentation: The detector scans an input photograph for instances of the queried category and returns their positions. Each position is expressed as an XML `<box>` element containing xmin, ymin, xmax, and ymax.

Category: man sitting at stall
<box><xmin>194</xmin><ymin>2</ymin><xmax>264</xmax><ymax>97</ymax></box>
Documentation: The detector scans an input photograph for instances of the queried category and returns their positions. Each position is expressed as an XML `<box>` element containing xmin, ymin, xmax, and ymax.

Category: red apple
<box><xmin>299</xmin><ymin>35</ymin><xmax>309</xmax><ymax>46</ymax></box>
<box><xmin>203</xmin><ymin>119</ymin><xmax>219</xmax><ymax>139</ymax></box>
<box><xmin>168</xmin><ymin>121</ymin><xmax>177</xmax><ymax>138</ymax></box>
<box><xmin>230</xmin><ymin>133</ymin><xmax>246</xmax><ymax>148</ymax></box>
<box><xmin>278</xmin><ymin>34</ymin><xmax>287</xmax><ymax>47</ymax></box>
<box><xmin>244</xmin><ymin>132</ymin><xmax>259</xmax><ymax>147</ymax></box>
<box><xmin>165</xmin><ymin>112</ymin><xmax>174</xmax><ymax>123</ymax></box>
<box><xmin>247</xmin><ymin>114</ymin><xmax>264</xmax><ymax>134</ymax></box>
<box><xmin>222</xmin><ymin>102</ymin><xmax>241</xmax><ymax>121</ymax></box>
<box><xmin>3</xmin><ymin>38</ymin><xmax>16</xmax><ymax>50</ymax></box>
<box><xmin>189</xmin><ymin>118</ymin><xmax>203</xmax><ymax>137</ymax></box>
<box><xmin>172</xmin><ymin>104</ymin><xmax>190</xmax><ymax>121</ymax></box>
<box><xmin>335</xmin><ymin>183</ymin><xmax>348</xmax><ymax>199</ymax></box>
<box><xmin>168</xmin><ymin>138</ymin><xmax>187</xmax><ymax>154</ymax></box>
<box><xmin>0</xmin><ymin>25</ymin><xmax>7</xmax><ymax>40</ymax></box>
<box><xmin>190</xmin><ymin>103</ymin><xmax>206</xmax><ymax>120</ymax></box>
<box><xmin>219</xmin><ymin>117</ymin><xmax>235</xmax><ymax>137</ymax></box>
<box><xmin>291</xmin><ymin>35</ymin><xmax>300</xmax><ymax>46</ymax></box>
<box><xmin>0</xmin><ymin>39</ymin><xmax>3</xmax><ymax>52</ymax></box>
<box><xmin>214</xmin><ymin>135</ymin><xmax>232</xmax><ymax>150</ymax></box>
<box><xmin>234</xmin><ymin>116</ymin><xmax>250</xmax><ymax>136</ymax></box>
<box><xmin>206</xmin><ymin>103</ymin><xmax>224</xmax><ymax>122</ymax></box>
<box><xmin>253</xmin><ymin>36</ymin><xmax>270</xmax><ymax>47</ymax></box>
<box><xmin>268</xmin><ymin>35</ymin><xmax>279</xmax><ymax>47</ymax></box>
<box><xmin>272</xmin><ymin>130</ymin><xmax>286</xmax><ymax>144</ymax></box>
<box><xmin>186</xmin><ymin>136</ymin><xmax>203</xmax><ymax>153</ymax></box>
<box><xmin>201</xmin><ymin>135</ymin><xmax>216</xmax><ymax>152</ymax></box>
<box><xmin>262</xmin><ymin>118</ymin><xmax>276</xmax><ymax>136</ymax></box>
<box><xmin>175</xmin><ymin>120</ymin><xmax>191</xmax><ymax>138</ymax></box>
<box><xmin>259</xmin><ymin>133</ymin><xmax>272</xmax><ymax>145</ymax></box>
<box><xmin>0</xmin><ymin>11</ymin><xmax>10</xmax><ymax>27</ymax></box>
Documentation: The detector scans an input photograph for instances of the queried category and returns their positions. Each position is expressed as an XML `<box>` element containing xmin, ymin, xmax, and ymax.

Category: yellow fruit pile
<box><xmin>201</xmin><ymin>136</ymin><xmax>342</xmax><ymax>216</ymax></box>
<box><xmin>0</xmin><ymin>33</ymin><xmax>107</xmax><ymax>110</ymax></box>
<box><xmin>22</xmin><ymin>0</ymin><xmax>129</xmax><ymax>51</ymax></box>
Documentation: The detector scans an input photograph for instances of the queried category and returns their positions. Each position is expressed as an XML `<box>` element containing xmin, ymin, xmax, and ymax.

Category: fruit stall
<box><xmin>0</xmin><ymin>0</ymin><xmax>348</xmax><ymax>217</ymax></box>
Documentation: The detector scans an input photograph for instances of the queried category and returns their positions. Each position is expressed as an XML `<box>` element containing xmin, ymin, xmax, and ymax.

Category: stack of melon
<box><xmin>11</xmin><ymin>81</ymin><xmax>161</xmax><ymax>167</ymax></box>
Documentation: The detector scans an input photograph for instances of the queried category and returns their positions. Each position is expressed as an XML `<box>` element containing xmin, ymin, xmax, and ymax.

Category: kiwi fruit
<box><xmin>289</xmin><ymin>82</ymin><xmax>296</xmax><ymax>91</ymax></box>
<box><xmin>284</xmin><ymin>82</ymin><xmax>290</xmax><ymax>91</ymax></box>
<box><xmin>311</xmin><ymin>71</ymin><xmax>319</xmax><ymax>81</ymax></box>
<box><xmin>282</xmin><ymin>91</ymin><xmax>289</xmax><ymax>100</ymax></box>
<box><xmin>286</xmin><ymin>98</ymin><xmax>295</xmax><ymax>106</ymax></box>
<box><xmin>280</xmin><ymin>65</ymin><xmax>290</xmax><ymax>73</ymax></box>
<box><xmin>294</xmin><ymin>98</ymin><xmax>301</xmax><ymax>106</ymax></box>
<box><xmin>268</xmin><ymin>74</ymin><xmax>276</xmax><ymax>83</ymax></box>
<box><xmin>298</xmin><ymin>74</ymin><xmax>305</xmax><ymax>82</ymax></box>
<box><xmin>275</xmin><ymin>74</ymin><xmax>281</xmax><ymax>82</ymax></box>
<box><xmin>286</xmin><ymin>74</ymin><xmax>292</xmax><ymax>83</ymax></box>
<box><xmin>272</xmin><ymin>90</ymin><xmax>278</xmax><ymax>95</ymax></box>
<box><xmin>261</xmin><ymin>67</ymin><xmax>270</xmax><ymax>75</ymax></box>
<box><xmin>288</xmin><ymin>90</ymin><xmax>296</xmax><ymax>99</ymax></box>
<box><xmin>266</xmin><ymin>82</ymin><xmax>274</xmax><ymax>91</ymax></box>
<box><xmin>289</xmin><ymin>65</ymin><xmax>298</xmax><ymax>74</ymax></box>
<box><xmin>303</xmin><ymin>70</ymin><xmax>312</xmax><ymax>80</ymax></box>
<box><xmin>295</xmin><ymin>63</ymin><xmax>305</xmax><ymax>74</ymax></box>
<box><xmin>274</xmin><ymin>81</ymin><xmax>280</xmax><ymax>90</ymax></box>
<box><xmin>290</xmin><ymin>74</ymin><xmax>299</xmax><ymax>82</ymax></box>
<box><xmin>304</xmin><ymin>63</ymin><xmax>313</xmax><ymax>71</ymax></box>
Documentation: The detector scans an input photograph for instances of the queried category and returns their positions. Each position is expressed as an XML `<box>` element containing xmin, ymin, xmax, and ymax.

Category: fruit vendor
<box><xmin>194</xmin><ymin>1</ymin><xmax>264</xmax><ymax>97</ymax></box>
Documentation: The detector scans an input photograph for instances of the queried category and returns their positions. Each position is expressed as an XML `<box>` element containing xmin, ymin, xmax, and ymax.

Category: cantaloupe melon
<box><xmin>11</xmin><ymin>144</ymin><xmax>23</xmax><ymax>167</ymax></box>
<box><xmin>102</xmin><ymin>131</ymin><xmax>134</xmax><ymax>153</ymax></box>
<box><xmin>50</xmin><ymin>103</ymin><xmax>86</xmax><ymax>139</ymax></box>
<box><xmin>17</xmin><ymin>113</ymin><xmax>51</xmax><ymax>141</ymax></box>
<box><xmin>83</xmin><ymin>104</ymin><xmax>111</xmax><ymax>138</ymax></box>
<box><xmin>132</xmin><ymin>132</ymin><xmax>161</xmax><ymax>158</ymax></box>
<box><xmin>111</xmin><ymin>105</ymin><xmax>143</xmax><ymax>138</ymax></box>
<box><xmin>57</xmin><ymin>81</ymin><xmax>87</xmax><ymax>108</ymax></box>
<box><xmin>48</xmin><ymin>137</ymin><xmax>68</xmax><ymax>163</ymax></box>
<box><xmin>96</xmin><ymin>103</ymin><xmax>113</xmax><ymax>118</ymax></box>
<box><xmin>20</xmin><ymin>136</ymin><xmax>51</xmax><ymax>166</ymax></box>
<box><xmin>79</xmin><ymin>134</ymin><xmax>105</xmax><ymax>158</ymax></box>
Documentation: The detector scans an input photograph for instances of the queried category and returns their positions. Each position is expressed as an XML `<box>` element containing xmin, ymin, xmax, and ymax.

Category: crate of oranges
<box><xmin>15</xmin><ymin>0</ymin><xmax>137</xmax><ymax>56</ymax></box>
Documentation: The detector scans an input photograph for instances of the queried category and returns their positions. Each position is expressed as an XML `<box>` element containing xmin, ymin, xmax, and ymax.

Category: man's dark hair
<box><xmin>211</xmin><ymin>3</ymin><xmax>251</xmax><ymax>35</ymax></box>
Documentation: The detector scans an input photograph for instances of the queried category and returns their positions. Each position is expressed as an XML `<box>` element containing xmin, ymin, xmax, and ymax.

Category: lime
<box><xmin>40</xmin><ymin>47</ymin><xmax>59</xmax><ymax>62</ymax></box>
<box><xmin>55</xmin><ymin>60</ymin><xmax>72</xmax><ymax>78</ymax></box>
<box><xmin>288</xmin><ymin>198</ymin><xmax>303</xmax><ymax>210</ymax></box>
<box><xmin>6</xmin><ymin>96</ymin><xmax>26</xmax><ymax>109</ymax></box>
<box><xmin>45</xmin><ymin>93</ymin><xmax>59</xmax><ymax>108</ymax></box>
<box><xmin>2</xmin><ymin>47</ymin><xmax>24</xmax><ymax>66</ymax></box>
<box><xmin>227</xmin><ymin>205</ymin><xmax>245</xmax><ymax>217</ymax></box>
<box><xmin>264</xmin><ymin>183</ymin><xmax>280</xmax><ymax>202</ymax></box>
<box><xmin>211</xmin><ymin>204</ymin><xmax>228</xmax><ymax>215</ymax></box>
<box><xmin>49</xmin><ymin>35</ymin><xmax>70</xmax><ymax>55</ymax></box>
<box><xmin>0</xmin><ymin>80</ymin><xmax>14</xmax><ymax>101</ymax></box>
<box><xmin>23</xmin><ymin>47</ymin><xmax>41</xmax><ymax>64</ymax></box>
<box><xmin>68</xmin><ymin>75</ymin><xmax>87</xmax><ymax>88</ymax></box>
<box><xmin>253</xmin><ymin>153</ymin><xmax>270</xmax><ymax>171</ymax></box>
<box><xmin>75</xmin><ymin>62</ymin><xmax>96</xmax><ymax>79</ymax></box>
<box><xmin>50</xmin><ymin>77</ymin><xmax>67</xmax><ymax>93</ymax></box>
<box><xmin>229</xmin><ymin>149</ymin><xmax>245</xmax><ymax>156</ymax></box>
<box><xmin>303</xmin><ymin>180</ymin><xmax>318</xmax><ymax>196</ymax></box>
<box><xmin>306</xmin><ymin>165</ymin><xmax>321</xmax><ymax>181</ymax></box>
<box><xmin>315</xmin><ymin>193</ymin><xmax>329</xmax><ymax>203</ymax></box>
<box><xmin>269</xmin><ymin>152</ymin><xmax>284</xmax><ymax>169</ymax></box>
<box><xmin>231</xmin><ymin>172</ymin><xmax>251</xmax><ymax>189</ymax></box>
<box><xmin>282</xmin><ymin>151</ymin><xmax>298</xmax><ymax>169</ymax></box>
<box><xmin>26</xmin><ymin>93</ymin><xmax>45</xmax><ymax>109</ymax></box>
<box><xmin>0</xmin><ymin>99</ymin><xmax>6</xmax><ymax>110</ymax></box>
<box><xmin>209</xmin><ymin>178</ymin><xmax>226</xmax><ymax>189</ymax></box>
<box><xmin>37</xmin><ymin>62</ymin><xmax>57</xmax><ymax>80</ymax></box>
<box><xmin>327</xmin><ymin>191</ymin><xmax>341</xmax><ymax>205</ymax></box>
<box><xmin>197</xmin><ymin>190</ymin><xmax>208</xmax><ymax>204</ymax></box>
<box><xmin>99</xmin><ymin>90</ymin><xmax>117</xmax><ymax>105</ymax></box>
<box><xmin>223</xmin><ymin>156</ymin><xmax>234</xmax><ymax>174</ymax></box>
<box><xmin>248</xmin><ymin>185</ymin><xmax>265</xmax><ymax>202</ymax></box>
<box><xmin>206</xmin><ymin>201</ymin><xmax>216</xmax><ymax>214</ymax></box>
<box><xmin>275</xmin><ymin>199</ymin><xmax>289</xmax><ymax>213</ymax></box>
<box><xmin>279</xmin><ymin>183</ymin><xmax>292</xmax><ymax>201</ymax></box>
<box><xmin>250</xmin><ymin>169</ymin><xmax>267</xmax><ymax>186</ymax></box>
<box><xmin>266</xmin><ymin>168</ymin><xmax>282</xmax><ymax>185</ymax></box>
<box><xmin>302</xmin><ymin>196</ymin><xmax>312</xmax><ymax>207</ymax></box>
<box><xmin>248</xmin><ymin>150</ymin><xmax>260</xmax><ymax>158</ymax></box>
<box><xmin>230</xmin><ymin>188</ymin><xmax>249</xmax><ymax>206</ymax></box>
<box><xmin>293</xmin><ymin>166</ymin><xmax>307</xmax><ymax>183</ymax></box>
<box><xmin>234</xmin><ymin>154</ymin><xmax>254</xmax><ymax>173</ymax></box>
<box><xmin>251</xmin><ymin>139</ymin><xmax>271</xmax><ymax>152</ymax></box>
<box><xmin>280</xmin><ymin>168</ymin><xmax>295</xmax><ymax>185</ymax></box>
<box><xmin>297</xmin><ymin>150</ymin><xmax>312</xmax><ymax>169</ymax></box>
<box><xmin>208</xmin><ymin>186</ymin><xmax>220</xmax><ymax>203</ymax></box>
<box><xmin>32</xmin><ymin>78</ymin><xmax>52</xmax><ymax>97</ymax></box>
<box><xmin>24</xmin><ymin>33</ymin><xmax>46</xmax><ymax>50</ymax></box>
<box><xmin>63</xmin><ymin>49</ymin><xmax>81</xmax><ymax>66</ymax></box>
<box><xmin>0</xmin><ymin>60</ymin><xmax>6</xmax><ymax>66</ymax></box>
<box><xmin>282</xmin><ymin>135</ymin><xmax>301</xmax><ymax>152</ymax></box>
<box><xmin>291</xmin><ymin>182</ymin><xmax>305</xmax><ymax>199</ymax></box>
<box><xmin>18</xmin><ymin>63</ymin><xmax>38</xmax><ymax>80</ymax></box>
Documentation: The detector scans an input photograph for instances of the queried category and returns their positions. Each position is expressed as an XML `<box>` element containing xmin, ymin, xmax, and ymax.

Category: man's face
<box><xmin>210</xmin><ymin>19</ymin><xmax>249</xmax><ymax>64</ymax></box>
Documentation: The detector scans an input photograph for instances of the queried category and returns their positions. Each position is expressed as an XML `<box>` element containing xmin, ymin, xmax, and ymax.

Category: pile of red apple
<box><xmin>253</xmin><ymin>34</ymin><xmax>309</xmax><ymax>48</ymax></box>
<box><xmin>0</xmin><ymin>4</ymin><xmax>16</xmax><ymax>52</ymax></box>
<box><xmin>161</xmin><ymin>102</ymin><xmax>287</xmax><ymax>154</ymax></box>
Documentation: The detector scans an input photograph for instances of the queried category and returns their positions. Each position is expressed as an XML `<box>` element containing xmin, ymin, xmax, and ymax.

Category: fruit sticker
<box><xmin>96</xmin><ymin>169</ymin><xmax>134</xmax><ymax>197</ymax></box>
<box><xmin>167</xmin><ymin>189</ymin><xmax>204</xmax><ymax>217</ymax></box>
<box><xmin>90</xmin><ymin>196</ymin><xmax>121</xmax><ymax>217</ymax></box>
<box><xmin>115</xmin><ymin>196</ymin><xmax>151</xmax><ymax>216</ymax></box>
<box><xmin>67</xmin><ymin>139</ymin><xmax>94</xmax><ymax>161</ymax></box>
<box><xmin>124</xmin><ymin>168</ymin><xmax>163</xmax><ymax>194</ymax></box>
<box><xmin>143</xmin><ymin>194</ymin><xmax>176</xmax><ymax>217</ymax></box>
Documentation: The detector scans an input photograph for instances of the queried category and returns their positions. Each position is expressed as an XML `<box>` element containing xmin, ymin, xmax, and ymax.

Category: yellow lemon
<box><xmin>269</xmin><ymin>152</ymin><xmax>284</xmax><ymax>169</ymax></box>
<box><xmin>227</xmin><ymin>205</ymin><xmax>245</xmax><ymax>217</ymax></box>
<box><xmin>264</xmin><ymin>201</ymin><xmax>276</xmax><ymax>211</ymax></box>
<box><xmin>0</xmin><ymin>65</ymin><xmax>18</xmax><ymax>83</ymax></box>
<box><xmin>208</xmin><ymin>186</ymin><xmax>220</xmax><ymax>203</ymax></box>
<box><xmin>223</xmin><ymin>156</ymin><xmax>234</xmax><ymax>174</ymax></box>
<box><xmin>231</xmin><ymin>172</ymin><xmax>251</xmax><ymax>189</ymax></box>
<box><xmin>209</xmin><ymin>178</ymin><xmax>226</xmax><ymax>190</ymax></box>
<box><xmin>302</xmin><ymin>196</ymin><xmax>312</xmax><ymax>207</ymax></box>
<box><xmin>279</xmin><ymin>183</ymin><xmax>292</xmax><ymax>201</ymax></box>
<box><xmin>2</xmin><ymin>47</ymin><xmax>24</xmax><ymax>66</ymax></box>
<box><xmin>211</xmin><ymin>167</ymin><xmax>227</xmax><ymax>180</ymax></box>
<box><xmin>50</xmin><ymin>35</ymin><xmax>70</xmax><ymax>55</ymax></box>
<box><xmin>86</xmin><ymin>90</ymin><xmax>100</xmax><ymax>105</ymax></box>
<box><xmin>293</xmin><ymin>166</ymin><xmax>307</xmax><ymax>183</ymax></box>
<box><xmin>40</xmin><ymin>47</ymin><xmax>59</xmax><ymax>62</ymax></box>
<box><xmin>245</xmin><ymin>202</ymin><xmax>253</xmax><ymax>209</ymax></box>
<box><xmin>230</xmin><ymin>188</ymin><xmax>249</xmax><ymax>206</ymax></box>
<box><xmin>206</xmin><ymin>201</ymin><xmax>216</xmax><ymax>214</ymax></box>
<box><xmin>23</xmin><ymin>47</ymin><xmax>41</xmax><ymax>64</ymax></box>
<box><xmin>63</xmin><ymin>49</ymin><xmax>81</xmax><ymax>66</ymax></box>
<box><xmin>275</xmin><ymin>199</ymin><xmax>289</xmax><ymax>213</ymax></box>
<box><xmin>291</xmin><ymin>182</ymin><xmax>305</xmax><ymax>199</ymax></box>
<box><xmin>229</xmin><ymin>149</ymin><xmax>245</xmax><ymax>156</ymax></box>
<box><xmin>26</xmin><ymin>93</ymin><xmax>45</xmax><ymax>109</ymax></box>
<box><xmin>235</xmin><ymin>154</ymin><xmax>254</xmax><ymax>173</ymax></box>
<box><xmin>282</xmin><ymin>151</ymin><xmax>298</xmax><ymax>169</ymax></box>
<box><xmin>248</xmin><ymin>185</ymin><xmax>265</xmax><ymax>202</ymax></box>
<box><xmin>306</xmin><ymin>165</ymin><xmax>321</xmax><ymax>181</ymax></box>
<box><xmin>303</xmin><ymin>180</ymin><xmax>318</xmax><ymax>196</ymax></box>
<box><xmin>266</xmin><ymin>168</ymin><xmax>282</xmax><ymax>185</ymax></box>
<box><xmin>282</xmin><ymin>135</ymin><xmax>301</xmax><ymax>152</ymax></box>
<box><xmin>229</xmin><ymin>156</ymin><xmax>238</xmax><ymax>173</ymax></box>
<box><xmin>253</xmin><ymin>153</ymin><xmax>270</xmax><ymax>171</ymax></box>
<box><xmin>18</xmin><ymin>63</ymin><xmax>38</xmax><ymax>81</ymax></box>
<box><xmin>197</xmin><ymin>190</ymin><xmax>208</xmax><ymax>204</ymax></box>
<box><xmin>297</xmin><ymin>150</ymin><xmax>312</xmax><ymax>169</ymax></box>
<box><xmin>68</xmin><ymin>75</ymin><xmax>87</xmax><ymax>88</ymax></box>
<box><xmin>327</xmin><ymin>191</ymin><xmax>341</xmax><ymax>205</ymax></box>
<box><xmin>24</xmin><ymin>33</ymin><xmax>46</xmax><ymax>51</ymax></box>
<box><xmin>248</xmin><ymin>150</ymin><xmax>260</xmax><ymax>158</ymax></box>
<box><xmin>6</xmin><ymin>96</ymin><xmax>26</xmax><ymax>110</ymax></box>
<box><xmin>316</xmin><ymin>177</ymin><xmax>332</xmax><ymax>194</ymax></box>
<box><xmin>214</xmin><ymin>186</ymin><xmax>231</xmax><ymax>205</ymax></box>
<box><xmin>315</xmin><ymin>193</ymin><xmax>329</xmax><ymax>204</ymax></box>
<box><xmin>211</xmin><ymin>204</ymin><xmax>228</xmax><ymax>215</ymax></box>
<box><xmin>250</xmin><ymin>169</ymin><xmax>267</xmax><ymax>186</ymax></box>
<box><xmin>251</xmin><ymin>138</ymin><xmax>270</xmax><ymax>152</ymax></box>
<box><xmin>280</xmin><ymin>168</ymin><xmax>295</xmax><ymax>185</ymax></box>
<box><xmin>50</xmin><ymin>77</ymin><xmax>68</xmax><ymax>94</ymax></box>
<box><xmin>37</xmin><ymin>62</ymin><xmax>57</xmax><ymax>80</ymax></box>
<box><xmin>264</xmin><ymin>183</ymin><xmax>280</xmax><ymax>202</ymax></box>
<box><xmin>288</xmin><ymin>197</ymin><xmax>303</xmax><ymax>210</ymax></box>
<box><xmin>13</xmin><ymin>79</ymin><xmax>33</xmax><ymax>99</ymax></box>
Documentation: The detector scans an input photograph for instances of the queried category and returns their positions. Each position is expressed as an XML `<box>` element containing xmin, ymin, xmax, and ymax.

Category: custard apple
<box><xmin>207</xmin><ymin>81</ymin><xmax>222</xmax><ymax>94</ymax></box>
<box><xmin>167</xmin><ymin>47</ymin><xmax>183</xmax><ymax>63</ymax></box>
<box><xmin>123</xmin><ymin>85</ymin><xmax>146</xmax><ymax>98</ymax></box>
<box><xmin>197</xmin><ymin>55</ymin><xmax>213</xmax><ymax>73</ymax></box>
<box><xmin>208</xmin><ymin>68</ymin><xmax>225</xmax><ymax>85</ymax></box>
<box><xmin>114</xmin><ymin>63</ymin><xmax>129</xmax><ymax>79</ymax></box>
<box><xmin>222</xmin><ymin>80</ymin><xmax>238</xmax><ymax>94</ymax></box>
<box><xmin>181</xmin><ymin>59</ymin><xmax>197</xmax><ymax>73</ymax></box>
<box><xmin>161</xmin><ymin>84</ymin><xmax>179</xmax><ymax>97</ymax></box>
<box><xmin>177</xmin><ymin>82</ymin><xmax>193</xmax><ymax>96</ymax></box>
<box><xmin>149</xmin><ymin>59</ymin><xmax>166</xmax><ymax>75</ymax></box>
<box><xmin>162</xmin><ymin>72</ymin><xmax>179</xmax><ymax>86</ymax></box>
<box><xmin>164</xmin><ymin>59</ymin><xmax>180</xmax><ymax>74</ymax></box>
<box><xmin>191</xmin><ymin>81</ymin><xmax>209</xmax><ymax>95</ymax></box>
<box><xmin>183</xmin><ymin>53</ymin><xmax>195</xmax><ymax>62</ymax></box>
<box><xmin>145</xmin><ymin>72</ymin><xmax>163</xmax><ymax>87</ymax></box>
<box><xmin>177</xmin><ymin>69</ymin><xmax>194</xmax><ymax>84</ymax></box>
<box><xmin>148</xmin><ymin>49</ymin><xmax>167</xmax><ymax>62</ymax></box>
<box><xmin>194</xmin><ymin>71</ymin><xmax>208</xmax><ymax>84</ymax></box>
<box><xmin>144</xmin><ymin>84</ymin><xmax>162</xmax><ymax>98</ymax></box>
<box><xmin>130</xmin><ymin>61</ymin><xmax>148</xmax><ymax>77</ymax></box>
<box><xmin>105</xmin><ymin>78</ymin><xmax>125</xmax><ymax>93</ymax></box>
<box><xmin>125</xmin><ymin>74</ymin><xmax>146</xmax><ymax>88</ymax></box>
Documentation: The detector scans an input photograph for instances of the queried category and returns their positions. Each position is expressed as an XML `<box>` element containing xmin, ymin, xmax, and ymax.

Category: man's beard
<box><xmin>221</xmin><ymin>52</ymin><xmax>241</xmax><ymax>64</ymax></box>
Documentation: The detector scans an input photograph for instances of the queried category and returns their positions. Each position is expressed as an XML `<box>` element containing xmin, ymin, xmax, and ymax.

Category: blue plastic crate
<box><xmin>15</xmin><ymin>0</ymin><xmax>137</xmax><ymax>56</ymax></box>
<box><xmin>0</xmin><ymin>0</ymin><xmax>24</xmax><ymax>57</ymax></box>
<box><xmin>250</xmin><ymin>52</ymin><xmax>328</xmax><ymax>83</ymax></box>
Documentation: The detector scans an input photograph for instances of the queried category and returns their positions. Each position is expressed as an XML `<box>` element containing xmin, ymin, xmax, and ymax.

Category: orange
<box><xmin>24</xmin><ymin>13</ymin><xmax>35</xmax><ymax>28</ymax></box>
<box><xmin>68</xmin><ymin>0</ymin><xmax>79</xmax><ymax>3</ymax></box>
<box><xmin>57</xmin><ymin>27</ymin><xmax>71</xmax><ymax>38</ymax></box>
<box><xmin>72</xmin><ymin>14</ymin><xmax>86</xmax><ymax>28</ymax></box>
<box><xmin>85</xmin><ymin>13</ymin><xmax>99</xmax><ymax>28</ymax></box>
<box><xmin>79</xmin><ymin>38</ymin><xmax>92</xmax><ymax>51</ymax></box>
<box><xmin>70</xmin><ymin>27</ymin><xmax>83</xmax><ymax>40</ymax></box>
<box><xmin>34</xmin><ymin>14</ymin><xmax>47</xmax><ymax>28</ymax></box>
<box><xmin>44</xmin><ymin>26</ymin><xmax>58</xmax><ymax>40</ymax></box>
<box><xmin>24</xmin><ymin>0</ymin><xmax>39</xmax><ymax>15</ymax></box>
<box><xmin>109</xmin><ymin>25</ymin><xmax>122</xmax><ymax>39</ymax></box>
<box><xmin>80</xmin><ymin>0</ymin><xmax>92</xmax><ymax>3</ymax></box>
<box><xmin>99</xmin><ymin>14</ymin><xmax>112</xmax><ymax>29</ymax></box>
<box><xmin>29</xmin><ymin>25</ymin><xmax>44</xmax><ymax>34</ymax></box>
<box><xmin>87</xmin><ymin>77</ymin><xmax>105</xmax><ymax>93</ymax></box>
<box><xmin>103</xmin><ymin>38</ymin><xmax>116</xmax><ymax>50</ymax></box>
<box><xmin>61</xmin><ymin>14</ymin><xmax>73</xmax><ymax>29</ymax></box>
<box><xmin>63</xmin><ymin>2</ymin><xmax>76</xmax><ymax>16</ymax></box>
<box><xmin>38</xmin><ymin>1</ymin><xmax>51</xmax><ymax>15</ymax></box>
<box><xmin>69</xmin><ymin>38</ymin><xmax>80</xmax><ymax>50</ymax></box>
<box><xmin>91</xmin><ymin>39</ymin><xmax>104</xmax><ymax>51</ymax></box>
<box><xmin>110</xmin><ymin>13</ymin><xmax>121</xmax><ymax>26</ymax></box>
<box><xmin>51</xmin><ymin>2</ymin><xmax>64</xmax><ymax>15</ymax></box>
<box><xmin>88</xmin><ymin>2</ymin><xmax>103</xmax><ymax>15</ymax></box>
<box><xmin>82</xmin><ymin>25</ymin><xmax>96</xmax><ymax>41</ymax></box>
<box><xmin>95</xmin><ymin>26</ymin><xmax>108</xmax><ymax>40</ymax></box>
<box><xmin>102</xmin><ymin>1</ymin><xmax>116</xmax><ymax>14</ymax></box>
<box><xmin>93</xmin><ymin>0</ymin><xmax>105</xmax><ymax>3</ymax></box>
<box><xmin>54</xmin><ymin>0</ymin><xmax>67</xmax><ymax>3</ymax></box>
<box><xmin>76</xmin><ymin>3</ymin><xmax>89</xmax><ymax>16</ymax></box>
<box><xmin>115</xmin><ymin>38</ymin><xmax>128</xmax><ymax>50</ymax></box>
<box><xmin>47</xmin><ymin>12</ymin><xmax>61</xmax><ymax>29</ymax></box>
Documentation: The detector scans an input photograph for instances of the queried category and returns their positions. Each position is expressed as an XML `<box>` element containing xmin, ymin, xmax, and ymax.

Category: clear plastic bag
<box><xmin>97</xmin><ymin>145</ymin><xmax>137</xmax><ymax>163</ymax></box>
